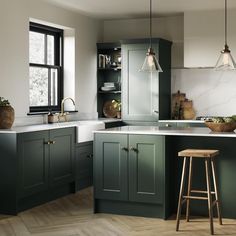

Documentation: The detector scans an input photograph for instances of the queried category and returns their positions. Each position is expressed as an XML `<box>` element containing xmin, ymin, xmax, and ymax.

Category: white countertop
<box><xmin>159</xmin><ymin>120</ymin><xmax>204</xmax><ymax>123</ymax></box>
<box><xmin>94</xmin><ymin>126</ymin><xmax>236</xmax><ymax>138</ymax></box>
<box><xmin>0</xmin><ymin>120</ymin><xmax>105</xmax><ymax>134</ymax></box>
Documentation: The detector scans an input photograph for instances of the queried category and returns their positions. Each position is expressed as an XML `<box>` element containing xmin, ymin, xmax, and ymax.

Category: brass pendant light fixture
<box><xmin>215</xmin><ymin>0</ymin><xmax>236</xmax><ymax>70</ymax></box>
<box><xmin>140</xmin><ymin>0</ymin><xmax>163</xmax><ymax>72</ymax></box>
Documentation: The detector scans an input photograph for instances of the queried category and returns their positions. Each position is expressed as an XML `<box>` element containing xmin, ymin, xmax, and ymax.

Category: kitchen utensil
<box><xmin>103</xmin><ymin>100</ymin><xmax>119</xmax><ymax>118</ymax></box>
<box><xmin>101</xmin><ymin>86</ymin><xmax>116</xmax><ymax>91</ymax></box>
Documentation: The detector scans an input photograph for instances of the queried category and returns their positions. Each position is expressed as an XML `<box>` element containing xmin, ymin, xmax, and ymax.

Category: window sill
<box><xmin>27</xmin><ymin>110</ymin><xmax>78</xmax><ymax>116</ymax></box>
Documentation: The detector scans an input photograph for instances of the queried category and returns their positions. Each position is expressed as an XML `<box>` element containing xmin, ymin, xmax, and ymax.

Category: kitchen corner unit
<box><xmin>97</xmin><ymin>42</ymin><xmax>122</xmax><ymax>119</ymax></box>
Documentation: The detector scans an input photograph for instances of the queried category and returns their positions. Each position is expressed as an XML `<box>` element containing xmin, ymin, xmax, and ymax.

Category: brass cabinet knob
<box><xmin>130</xmin><ymin>146</ymin><xmax>138</xmax><ymax>153</ymax></box>
<box><xmin>121</xmin><ymin>147</ymin><xmax>129</xmax><ymax>152</ymax></box>
<box><xmin>86</xmin><ymin>154</ymin><xmax>93</xmax><ymax>158</ymax></box>
<box><xmin>44</xmin><ymin>141</ymin><xmax>51</xmax><ymax>145</ymax></box>
<box><xmin>50</xmin><ymin>140</ymin><xmax>56</xmax><ymax>144</ymax></box>
<box><xmin>165</xmin><ymin>124</ymin><xmax>171</xmax><ymax>127</ymax></box>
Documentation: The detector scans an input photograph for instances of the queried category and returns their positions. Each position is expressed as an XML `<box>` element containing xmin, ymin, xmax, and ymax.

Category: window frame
<box><xmin>29</xmin><ymin>22</ymin><xmax>64</xmax><ymax>113</ymax></box>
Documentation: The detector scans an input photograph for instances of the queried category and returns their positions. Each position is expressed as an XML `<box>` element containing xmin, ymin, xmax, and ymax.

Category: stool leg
<box><xmin>186</xmin><ymin>157</ymin><xmax>193</xmax><ymax>222</ymax></box>
<box><xmin>211</xmin><ymin>158</ymin><xmax>223</xmax><ymax>225</ymax></box>
<box><xmin>205</xmin><ymin>158</ymin><xmax>214</xmax><ymax>235</ymax></box>
<box><xmin>176</xmin><ymin>157</ymin><xmax>187</xmax><ymax>231</ymax></box>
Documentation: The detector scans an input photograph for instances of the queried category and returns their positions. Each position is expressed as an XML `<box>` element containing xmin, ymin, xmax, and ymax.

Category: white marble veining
<box><xmin>94</xmin><ymin>126</ymin><xmax>236</xmax><ymax>138</ymax></box>
<box><xmin>172</xmin><ymin>68</ymin><xmax>236</xmax><ymax>117</ymax></box>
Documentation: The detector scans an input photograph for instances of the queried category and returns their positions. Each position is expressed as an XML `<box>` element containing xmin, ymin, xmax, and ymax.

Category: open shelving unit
<box><xmin>97</xmin><ymin>42</ymin><xmax>122</xmax><ymax>118</ymax></box>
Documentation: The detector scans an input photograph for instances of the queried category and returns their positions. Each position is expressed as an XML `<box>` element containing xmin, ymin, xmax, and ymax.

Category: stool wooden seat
<box><xmin>176</xmin><ymin>149</ymin><xmax>222</xmax><ymax>235</ymax></box>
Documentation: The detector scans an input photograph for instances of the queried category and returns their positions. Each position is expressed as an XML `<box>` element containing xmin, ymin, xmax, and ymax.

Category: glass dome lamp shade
<box><xmin>140</xmin><ymin>0</ymin><xmax>163</xmax><ymax>73</ymax></box>
<box><xmin>215</xmin><ymin>0</ymin><xmax>236</xmax><ymax>70</ymax></box>
<box><xmin>140</xmin><ymin>48</ymin><xmax>163</xmax><ymax>72</ymax></box>
<box><xmin>215</xmin><ymin>44</ymin><xmax>236</xmax><ymax>70</ymax></box>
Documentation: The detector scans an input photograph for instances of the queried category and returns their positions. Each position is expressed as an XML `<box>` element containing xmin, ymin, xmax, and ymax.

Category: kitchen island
<box><xmin>93</xmin><ymin>126</ymin><xmax>236</xmax><ymax>219</ymax></box>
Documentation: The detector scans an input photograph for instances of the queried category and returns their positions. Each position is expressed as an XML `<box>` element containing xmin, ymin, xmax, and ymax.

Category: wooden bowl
<box><xmin>205</xmin><ymin>121</ymin><xmax>236</xmax><ymax>132</ymax></box>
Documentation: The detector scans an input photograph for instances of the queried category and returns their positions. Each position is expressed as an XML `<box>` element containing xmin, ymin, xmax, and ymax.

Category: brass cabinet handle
<box><xmin>44</xmin><ymin>141</ymin><xmax>56</xmax><ymax>145</ymax></box>
<box><xmin>121</xmin><ymin>147</ymin><xmax>129</xmax><ymax>152</ymax></box>
<box><xmin>86</xmin><ymin>154</ymin><xmax>93</xmax><ymax>158</ymax></box>
<box><xmin>130</xmin><ymin>146</ymin><xmax>138</xmax><ymax>153</ymax></box>
<box><xmin>165</xmin><ymin>124</ymin><xmax>172</xmax><ymax>127</ymax></box>
<box><xmin>44</xmin><ymin>141</ymin><xmax>51</xmax><ymax>145</ymax></box>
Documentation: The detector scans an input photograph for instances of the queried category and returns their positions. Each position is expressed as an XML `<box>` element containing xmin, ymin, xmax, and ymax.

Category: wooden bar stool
<box><xmin>176</xmin><ymin>149</ymin><xmax>222</xmax><ymax>235</ymax></box>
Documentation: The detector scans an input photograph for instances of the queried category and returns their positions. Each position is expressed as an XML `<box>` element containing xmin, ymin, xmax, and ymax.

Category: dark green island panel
<box><xmin>93</xmin><ymin>131</ymin><xmax>236</xmax><ymax>220</ymax></box>
<box><xmin>169</xmin><ymin>136</ymin><xmax>236</xmax><ymax>219</ymax></box>
<box><xmin>0</xmin><ymin>127</ymin><xmax>75</xmax><ymax>215</ymax></box>
<box><xmin>94</xmin><ymin>133</ymin><xmax>172</xmax><ymax>219</ymax></box>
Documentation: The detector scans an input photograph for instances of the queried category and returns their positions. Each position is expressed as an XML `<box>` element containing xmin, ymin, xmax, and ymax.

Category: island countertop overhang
<box><xmin>94</xmin><ymin>126</ymin><xmax>236</xmax><ymax>138</ymax></box>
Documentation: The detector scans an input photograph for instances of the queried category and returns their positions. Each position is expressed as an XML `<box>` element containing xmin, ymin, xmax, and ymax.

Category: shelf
<box><xmin>98</xmin><ymin>67</ymin><xmax>121</xmax><ymax>71</ymax></box>
<box><xmin>98</xmin><ymin>91</ymin><xmax>121</xmax><ymax>94</ymax></box>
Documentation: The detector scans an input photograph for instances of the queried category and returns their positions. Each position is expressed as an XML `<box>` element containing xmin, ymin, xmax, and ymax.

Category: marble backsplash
<box><xmin>171</xmin><ymin>69</ymin><xmax>236</xmax><ymax>117</ymax></box>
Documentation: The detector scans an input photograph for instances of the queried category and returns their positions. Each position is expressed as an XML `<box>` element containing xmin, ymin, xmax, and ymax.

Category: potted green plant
<box><xmin>0</xmin><ymin>97</ymin><xmax>15</xmax><ymax>129</ymax></box>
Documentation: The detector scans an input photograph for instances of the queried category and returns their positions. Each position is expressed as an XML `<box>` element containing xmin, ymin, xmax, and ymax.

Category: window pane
<box><xmin>47</xmin><ymin>35</ymin><xmax>54</xmax><ymax>65</ymax></box>
<box><xmin>50</xmin><ymin>69</ymin><xmax>58</xmax><ymax>106</ymax></box>
<box><xmin>29</xmin><ymin>67</ymin><xmax>48</xmax><ymax>106</ymax></box>
<box><xmin>29</xmin><ymin>31</ymin><xmax>45</xmax><ymax>64</ymax></box>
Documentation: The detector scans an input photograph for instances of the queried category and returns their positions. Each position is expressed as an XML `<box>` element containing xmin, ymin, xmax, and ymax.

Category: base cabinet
<box><xmin>94</xmin><ymin>133</ymin><xmax>166</xmax><ymax>217</ymax></box>
<box><xmin>18</xmin><ymin>131</ymin><xmax>49</xmax><ymax>198</ymax></box>
<box><xmin>0</xmin><ymin>127</ymin><xmax>75</xmax><ymax>215</ymax></box>
<box><xmin>75</xmin><ymin>142</ymin><xmax>93</xmax><ymax>191</ymax></box>
<box><xmin>18</xmin><ymin>128</ymin><xmax>75</xmax><ymax>197</ymax></box>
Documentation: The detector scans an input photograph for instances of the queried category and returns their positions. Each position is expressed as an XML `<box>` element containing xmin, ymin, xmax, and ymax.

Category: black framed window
<box><xmin>29</xmin><ymin>22</ymin><xmax>63</xmax><ymax>112</ymax></box>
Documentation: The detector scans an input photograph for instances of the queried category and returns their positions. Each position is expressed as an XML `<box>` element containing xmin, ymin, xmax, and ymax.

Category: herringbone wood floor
<box><xmin>0</xmin><ymin>188</ymin><xmax>236</xmax><ymax>236</ymax></box>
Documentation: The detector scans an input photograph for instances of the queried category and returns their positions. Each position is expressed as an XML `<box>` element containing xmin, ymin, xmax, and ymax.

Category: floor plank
<box><xmin>0</xmin><ymin>187</ymin><xmax>235</xmax><ymax>236</ymax></box>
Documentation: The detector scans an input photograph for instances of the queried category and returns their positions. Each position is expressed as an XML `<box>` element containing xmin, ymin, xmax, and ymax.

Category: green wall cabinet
<box><xmin>121</xmin><ymin>39</ymin><xmax>172</xmax><ymax>122</ymax></box>
<box><xmin>94</xmin><ymin>133</ymin><xmax>165</xmax><ymax>206</ymax></box>
<box><xmin>75</xmin><ymin>142</ymin><xmax>93</xmax><ymax>191</ymax></box>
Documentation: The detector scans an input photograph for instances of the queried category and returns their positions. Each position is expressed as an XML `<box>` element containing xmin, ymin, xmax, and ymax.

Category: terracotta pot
<box><xmin>0</xmin><ymin>106</ymin><xmax>15</xmax><ymax>129</ymax></box>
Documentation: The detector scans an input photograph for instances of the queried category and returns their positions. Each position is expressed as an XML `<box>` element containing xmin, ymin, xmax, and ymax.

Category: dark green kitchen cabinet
<box><xmin>18</xmin><ymin>131</ymin><xmax>49</xmax><ymax>198</ymax></box>
<box><xmin>0</xmin><ymin>127</ymin><xmax>75</xmax><ymax>215</ymax></box>
<box><xmin>49</xmin><ymin>128</ymin><xmax>75</xmax><ymax>186</ymax></box>
<box><xmin>75</xmin><ymin>141</ymin><xmax>93</xmax><ymax>191</ymax></box>
<box><xmin>121</xmin><ymin>39</ymin><xmax>172</xmax><ymax>122</ymax></box>
<box><xmin>94</xmin><ymin>134</ymin><xmax>128</xmax><ymax>201</ymax></box>
<box><xmin>129</xmin><ymin>135</ymin><xmax>164</xmax><ymax>204</ymax></box>
<box><xmin>18</xmin><ymin>128</ymin><xmax>75</xmax><ymax>197</ymax></box>
<box><xmin>94</xmin><ymin>133</ymin><xmax>165</xmax><ymax>205</ymax></box>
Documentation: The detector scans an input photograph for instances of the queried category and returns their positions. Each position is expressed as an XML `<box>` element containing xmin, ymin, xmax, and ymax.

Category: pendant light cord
<box><xmin>150</xmin><ymin>0</ymin><xmax>152</xmax><ymax>48</ymax></box>
<box><xmin>225</xmin><ymin>0</ymin><xmax>227</xmax><ymax>45</ymax></box>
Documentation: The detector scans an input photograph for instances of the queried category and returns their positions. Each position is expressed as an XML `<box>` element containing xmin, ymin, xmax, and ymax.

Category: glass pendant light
<box><xmin>215</xmin><ymin>0</ymin><xmax>236</xmax><ymax>70</ymax></box>
<box><xmin>140</xmin><ymin>0</ymin><xmax>163</xmax><ymax>72</ymax></box>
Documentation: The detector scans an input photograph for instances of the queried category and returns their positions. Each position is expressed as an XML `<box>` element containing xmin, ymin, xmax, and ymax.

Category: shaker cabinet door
<box><xmin>128</xmin><ymin>135</ymin><xmax>165</xmax><ymax>204</ymax></box>
<box><xmin>94</xmin><ymin>133</ymin><xmax>128</xmax><ymax>201</ymax></box>
<box><xmin>49</xmin><ymin>128</ymin><xmax>75</xmax><ymax>186</ymax></box>
<box><xmin>122</xmin><ymin>43</ymin><xmax>159</xmax><ymax>121</ymax></box>
<box><xmin>18</xmin><ymin>131</ymin><xmax>49</xmax><ymax>197</ymax></box>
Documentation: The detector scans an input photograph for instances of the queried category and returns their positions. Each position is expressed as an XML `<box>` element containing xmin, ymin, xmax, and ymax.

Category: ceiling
<box><xmin>42</xmin><ymin>0</ymin><xmax>236</xmax><ymax>20</ymax></box>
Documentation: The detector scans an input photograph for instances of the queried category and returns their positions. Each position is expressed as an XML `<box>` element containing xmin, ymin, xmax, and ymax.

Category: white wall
<box><xmin>0</xmin><ymin>0</ymin><xmax>103</xmax><ymax>125</ymax></box>
<box><xmin>184</xmin><ymin>10</ymin><xmax>236</xmax><ymax>67</ymax></box>
<box><xmin>103</xmin><ymin>15</ymin><xmax>184</xmax><ymax>68</ymax></box>
<box><xmin>172</xmin><ymin>69</ymin><xmax>236</xmax><ymax>117</ymax></box>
